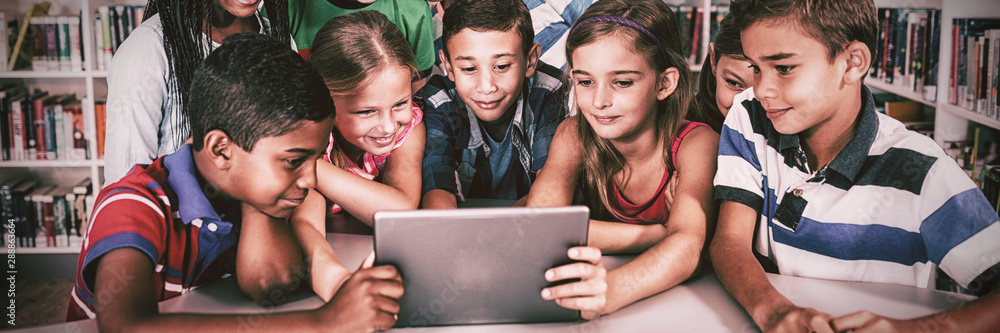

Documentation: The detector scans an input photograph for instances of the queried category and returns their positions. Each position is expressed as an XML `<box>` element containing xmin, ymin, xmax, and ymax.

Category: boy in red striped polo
<box><xmin>68</xmin><ymin>33</ymin><xmax>404</xmax><ymax>332</ymax></box>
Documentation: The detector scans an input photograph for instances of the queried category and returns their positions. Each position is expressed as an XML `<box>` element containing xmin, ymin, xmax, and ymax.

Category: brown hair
<box><xmin>309</xmin><ymin>10</ymin><xmax>417</xmax><ymax>167</ymax></box>
<box><xmin>691</xmin><ymin>12</ymin><xmax>743</xmax><ymax>133</ymax></box>
<box><xmin>311</xmin><ymin>11</ymin><xmax>418</xmax><ymax>95</ymax></box>
<box><xmin>566</xmin><ymin>0</ymin><xmax>694</xmax><ymax>223</ymax></box>
<box><xmin>728</xmin><ymin>0</ymin><xmax>877</xmax><ymax>68</ymax></box>
<box><xmin>441</xmin><ymin>0</ymin><xmax>534</xmax><ymax>58</ymax></box>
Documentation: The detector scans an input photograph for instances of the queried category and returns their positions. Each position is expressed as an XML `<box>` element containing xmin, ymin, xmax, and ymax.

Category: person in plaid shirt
<box><xmin>417</xmin><ymin>0</ymin><xmax>570</xmax><ymax>208</ymax></box>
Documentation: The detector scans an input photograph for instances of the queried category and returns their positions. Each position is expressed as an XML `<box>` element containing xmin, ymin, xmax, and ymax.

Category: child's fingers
<box><xmin>361</xmin><ymin>251</ymin><xmax>376</xmax><ymax>269</ymax></box>
<box><xmin>372</xmin><ymin>294</ymin><xmax>402</xmax><ymax>315</ymax></box>
<box><xmin>372</xmin><ymin>278</ymin><xmax>405</xmax><ymax>300</ymax></box>
<box><xmin>373</xmin><ymin>310</ymin><xmax>398</xmax><ymax>331</ymax></box>
<box><xmin>361</xmin><ymin>265</ymin><xmax>401</xmax><ymax>281</ymax></box>
<box><xmin>566</xmin><ymin>246</ymin><xmax>602</xmax><ymax>264</ymax></box>
<box><xmin>540</xmin><ymin>277</ymin><xmax>607</xmax><ymax>300</ymax></box>
<box><xmin>545</xmin><ymin>261</ymin><xmax>605</xmax><ymax>283</ymax></box>
<box><xmin>830</xmin><ymin>310</ymin><xmax>878</xmax><ymax>333</ymax></box>
<box><xmin>553</xmin><ymin>295</ymin><xmax>606</xmax><ymax>312</ymax></box>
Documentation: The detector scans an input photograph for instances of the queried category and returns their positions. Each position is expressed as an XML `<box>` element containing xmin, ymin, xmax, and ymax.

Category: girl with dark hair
<box><xmin>103</xmin><ymin>0</ymin><xmax>291</xmax><ymax>184</ymax></box>
<box><xmin>690</xmin><ymin>12</ymin><xmax>755</xmax><ymax>133</ymax></box>
<box><xmin>526</xmin><ymin>0</ymin><xmax>718</xmax><ymax>319</ymax></box>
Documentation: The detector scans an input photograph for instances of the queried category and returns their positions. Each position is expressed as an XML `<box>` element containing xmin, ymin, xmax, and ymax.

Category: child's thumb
<box><xmin>361</xmin><ymin>251</ymin><xmax>376</xmax><ymax>269</ymax></box>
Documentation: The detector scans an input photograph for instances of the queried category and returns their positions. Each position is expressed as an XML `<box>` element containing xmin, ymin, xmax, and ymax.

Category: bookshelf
<box><xmin>867</xmin><ymin>0</ymin><xmax>1000</xmax><ymax>145</ymax></box>
<box><xmin>1</xmin><ymin>0</ymin><xmax>105</xmax><ymax>198</ymax></box>
<box><xmin>2</xmin><ymin>0</ymin><xmax>142</xmax><ymax>259</ymax></box>
<box><xmin>665</xmin><ymin>0</ymin><xmax>720</xmax><ymax>70</ymax></box>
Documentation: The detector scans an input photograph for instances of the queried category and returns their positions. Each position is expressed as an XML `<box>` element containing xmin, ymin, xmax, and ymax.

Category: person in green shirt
<box><xmin>286</xmin><ymin>0</ymin><xmax>436</xmax><ymax>91</ymax></box>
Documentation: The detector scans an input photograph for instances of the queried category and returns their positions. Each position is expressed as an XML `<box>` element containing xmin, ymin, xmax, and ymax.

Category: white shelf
<box><xmin>938</xmin><ymin>104</ymin><xmax>1000</xmax><ymax>132</ymax></box>
<box><xmin>16</xmin><ymin>246</ymin><xmax>82</xmax><ymax>254</ymax></box>
<box><xmin>0</xmin><ymin>159</ymin><xmax>104</xmax><ymax>168</ymax></box>
<box><xmin>865</xmin><ymin>80</ymin><xmax>936</xmax><ymax>107</ymax></box>
<box><xmin>0</xmin><ymin>70</ymin><xmax>109</xmax><ymax>79</ymax></box>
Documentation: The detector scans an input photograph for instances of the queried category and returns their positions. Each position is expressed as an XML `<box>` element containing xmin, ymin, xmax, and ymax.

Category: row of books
<box><xmin>949</xmin><ymin>18</ymin><xmax>1000</xmax><ymax>120</ymax></box>
<box><xmin>93</xmin><ymin>5</ymin><xmax>146</xmax><ymax>71</ymax></box>
<box><xmin>0</xmin><ymin>177</ymin><xmax>93</xmax><ymax>249</ymax></box>
<box><xmin>27</xmin><ymin>15</ymin><xmax>85</xmax><ymax>72</ymax></box>
<box><xmin>870</xmin><ymin>8</ymin><xmax>942</xmax><ymax>103</ymax></box>
<box><xmin>0</xmin><ymin>85</ymin><xmax>106</xmax><ymax>162</ymax></box>
<box><xmin>672</xmin><ymin>6</ymin><xmax>729</xmax><ymax>65</ymax></box>
<box><xmin>0</xmin><ymin>5</ymin><xmax>145</xmax><ymax>72</ymax></box>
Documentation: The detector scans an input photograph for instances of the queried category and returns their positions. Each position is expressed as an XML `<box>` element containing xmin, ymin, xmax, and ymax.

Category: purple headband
<box><xmin>570</xmin><ymin>15</ymin><xmax>669</xmax><ymax>63</ymax></box>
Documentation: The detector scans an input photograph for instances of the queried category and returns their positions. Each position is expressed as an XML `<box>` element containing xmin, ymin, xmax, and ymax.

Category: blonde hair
<box><xmin>310</xmin><ymin>11</ymin><xmax>417</xmax><ymax>167</ymax></box>
<box><xmin>566</xmin><ymin>0</ymin><xmax>694</xmax><ymax>223</ymax></box>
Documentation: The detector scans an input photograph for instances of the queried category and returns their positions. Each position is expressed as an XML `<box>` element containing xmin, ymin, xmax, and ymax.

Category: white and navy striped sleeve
<box><xmin>715</xmin><ymin>89</ymin><xmax>766</xmax><ymax>213</ymax></box>
<box><xmin>917</xmin><ymin>147</ymin><xmax>1000</xmax><ymax>295</ymax></box>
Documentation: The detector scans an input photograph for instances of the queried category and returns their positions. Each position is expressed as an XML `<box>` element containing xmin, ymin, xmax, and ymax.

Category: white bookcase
<box><xmin>0</xmin><ymin>0</ymin><xmax>141</xmax><ymax>255</ymax></box>
<box><xmin>868</xmin><ymin>0</ymin><xmax>1000</xmax><ymax>147</ymax></box>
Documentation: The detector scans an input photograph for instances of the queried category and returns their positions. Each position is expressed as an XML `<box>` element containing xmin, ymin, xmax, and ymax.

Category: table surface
<box><xmin>16</xmin><ymin>232</ymin><xmax>976</xmax><ymax>333</ymax></box>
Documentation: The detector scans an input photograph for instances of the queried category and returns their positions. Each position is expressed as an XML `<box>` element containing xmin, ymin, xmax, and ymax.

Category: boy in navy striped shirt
<box><xmin>711</xmin><ymin>0</ymin><xmax>1000</xmax><ymax>332</ymax></box>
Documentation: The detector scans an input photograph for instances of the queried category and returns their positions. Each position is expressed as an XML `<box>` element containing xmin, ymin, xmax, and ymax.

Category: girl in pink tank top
<box><xmin>525</xmin><ymin>0</ymin><xmax>720</xmax><ymax>319</ymax></box>
<box><xmin>249</xmin><ymin>12</ymin><xmax>426</xmax><ymax>302</ymax></box>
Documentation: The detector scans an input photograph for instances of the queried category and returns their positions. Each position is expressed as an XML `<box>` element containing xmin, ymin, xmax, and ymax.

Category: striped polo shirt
<box><xmin>525</xmin><ymin>0</ymin><xmax>594</xmax><ymax>70</ymax></box>
<box><xmin>715</xmin><ymin>86</ymin><xmax>1000</xmax><ymax>293</ymax></box>
<box><xmin>67</xmin><ymin>144</ymin><xmax>241</xmax><ymax>321</ymax></box>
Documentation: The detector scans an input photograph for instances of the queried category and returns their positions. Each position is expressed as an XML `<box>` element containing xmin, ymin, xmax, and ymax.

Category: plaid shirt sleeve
<box><xmin>419</xmin><ymin>83</ymin><xmax>462</xmax><ymax>196</ymax></box>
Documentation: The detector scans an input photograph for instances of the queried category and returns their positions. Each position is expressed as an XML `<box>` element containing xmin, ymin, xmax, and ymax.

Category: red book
<box><xmin>31</xmin><ymin>92</ymin><xmax>48</xmax><ymax>160</ymax></box>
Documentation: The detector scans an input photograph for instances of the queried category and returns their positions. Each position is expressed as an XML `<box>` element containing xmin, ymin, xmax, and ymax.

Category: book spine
<box><xmin>982</xmin><ymin>34</ymin><xmax>992</xmax><ymax>116</ymax></box>
<box><xmin>55</xmin><ymin>103</ymin><xmax>67</xmax><ymax>160</ymax></box>
<box><xmin>53</xmin><ymin>195</ymin><xmax>68</xmax><ymax>247</ymax></box>
<box><xmin>967</xmin><ymin>36</ymin><xmax>980</xmax><ymax>109</ymax></box>
<box><xmin>44</xmin><ymin>102</ymin><xmax>56</xmax><ymax>159</ymax></box>
<box><xmin>69</xmin><ymin>16</ymin><xmax>82</xmax><ymax>71</ymax></box>
<box><xmin>885</xmin><ymin>9</ymin><xmax>897</xmax><ymax>84</ymax></box>
<box><xmin>0</xmin><ymin>92</ymin><xmax>8</xmax><ymax>161</ymax></box>
<box><xmin>108</xmin><ymin>7</ymin><xmax>119</xmax><ymax>53</ymax></box>
<box><xmin>924</xmin><ymin>9</ymin><xmax>940</xmax><ymax>102</ymax></box>
<box><xmin>30</xmin><ymin>17</ymin><xmax>47</xmax><ymax>71</ymax></box>
<box><xmin>95</xmin><ymin>101</ymin><xmax>106</xmax><ymax>158</ymax></box>
<box><xmin>115</xmin><ymin>6</ymin><xmax>130</xmax><ymax>42</ymax></box>
<box><xmin>44</xmin><ymin>17</ymin><xmax>58</xmax><ymax>71</ymax></box>
<box><xmin>952</xmin><ymin>18</ymin><xmax>965</xmax><ymax>105</ymax></box>
<box><xmin>69</xmin><ymin>104</ymin><xmax>87</xmax><ymax>160</ymax></box>
<box><xmin>57</xmin><ymin>17</ymin><xmax>71</xmax><ymax>71</ymax></box>
<box><xmin>16</xmin><ymin>192</ymin><xmax>33</xmax><ymax>247</ymax></box>
<box><xmin>72</xmin><ymin>192</ymin><xmax>86</xmax><ymax>239</ymax></box>
<box><xmin>42</xmin><ymin>194</ymin><xmax>54</xmax><ymax>247</ymax></box>
<box><xmin>987</xmin><ymin>30</ymin><xmax>1000</xmax><ymax>119</ymax></box>
<box><xmin>93</xmin><ymin>14</ymin><xmax>104</xmax><ymax>71</ymax></box>
<box><xmin>99</xmin><ymin>7</ymin><xmax>113</xmax><ymax>68</ymax></box>
<box><xmin>10</xmin><ymin>99</ymin><xmax>23</xmax><ymax>160</ymax></box>
<box><xmin>32</xmin><ymin>97</ymin><xmax>46</xmax><ymax>160</ymax></box>
<box><xmin>0</xmin><ymin>12</ymin><xmax>8</xmax><ymax>72</ymax></box>
<box><xmin>893</xmin><ymin>9</ymin><xmax>909</xmax><ymax>86</ymax></box>
<box><xmin>24</xmin><ymin>95</ymin><xmax>36</xmax><ymax>160</ymax></box>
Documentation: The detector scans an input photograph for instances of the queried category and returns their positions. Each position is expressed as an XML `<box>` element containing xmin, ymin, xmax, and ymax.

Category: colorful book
<box><xmin>68</xmin><ymin>16</ymin><xmax>82</xmax><ymax>71</ymax></box>
<box><xmin>30</xmin><ymin>17</ymin><xmax>47</xmax><ymax>71</ymax></box>
<box><xmin>95</xmin><ymin>100</ymin><xmax>106</xmax><ymax>158</ymax></box>
<box><xmin>31</xmin><ymin>91</ymin><xmax>48</xmax><ymax>160</ymax></box>
<box><xmin>924</xmin><ymin>9</ymin><xmax>940</xmax><ymax>102</ymax></box>
<box><xmin>9</xmin><ymin>92</ymin><xmax>25</xmax><ymax>160</ymax></box>
<box><xmin>63</xmin><ymin>98</ymin><xmax>86</xmax><ymax>160</ymax></box>
<box><xmin>43</xmin><ymin>16</ymin><xmax>58</xmax><ymax>71</ymax></box>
